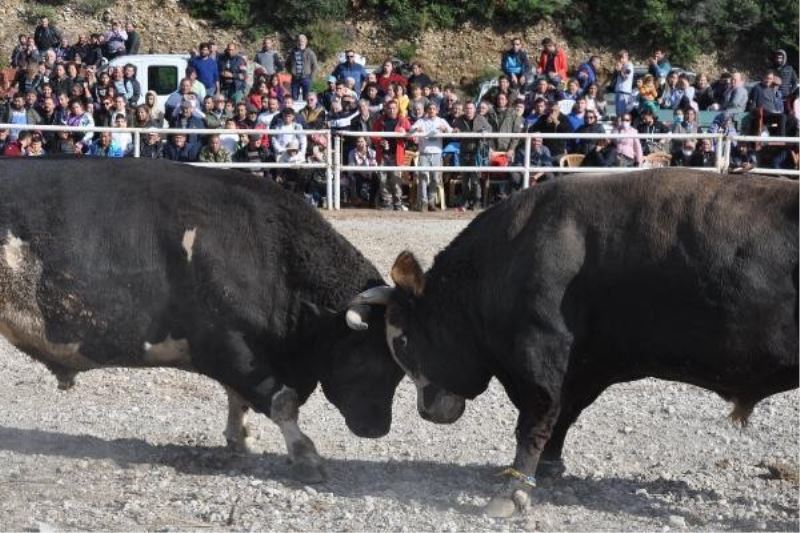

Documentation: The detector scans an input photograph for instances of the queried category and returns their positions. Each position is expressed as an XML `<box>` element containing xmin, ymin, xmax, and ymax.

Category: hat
<box><xmin>327</xmin><ymin>75</ymin><xmax>337</xmax><ymax>83</ymax></box>
<box><xmin>286</xmin><ymin>140</ymin><xmax>300</xmax><ymax>151</ymax></box>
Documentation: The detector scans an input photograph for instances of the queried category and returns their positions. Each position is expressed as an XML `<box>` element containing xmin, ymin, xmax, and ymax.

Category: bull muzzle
<box><xmin>418</xmin><ymin>384</ymin><xmax>466</xmax><ymax>424</ymax></box>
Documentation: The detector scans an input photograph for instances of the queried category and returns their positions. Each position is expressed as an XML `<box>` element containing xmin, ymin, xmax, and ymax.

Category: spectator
<box><xmin>490</xmin><ymin>93</ymin><xmax>522</xmax><ymax>164</ymax></box>
<box><xmin>234</xmin><ymin>133</ymin><xmax>271</xmax><ymax>177</ymax></box>
<box><xmin>694</xmin><ymin>74</ymin><xmax>715</xmax><ymax>111</ymax></box>
<box><xmin>636</xmin><ymin>108</ymin><xmax>670</xmax><ymax>155</ymax></box>
<box><xmin>164</xmin><ymin>133</ymin><xmax>199</xmax><ymax>162</ymax></box>
<box><xmin>560</xmin><ymin>79</ymin><xmax>583</xmax><ymax>102</ymax></box>
<box><xmin>773</xmin><ymin>49</ymin><xmax>798</xmax><ymax>101</ymax></box>
<box><xmin>198</xmin><ymin>133</ymin><xmax>232</xmax><ymax>162</ymax></box>
<box><xmin>271</xmin><ymin>107</ymin><xmax>306</xmax><ymax>158</ymax></box>
<box><xmin>576</xmin><ymin>55</ymin><xmax>600</xmax><ymax>92</ymax></box>
<box><xmin>320</xmin><ymin>76</ymin><xmax>338</xmax><ymax>111</ymax></box>
<box><xmin>485</xmin><ymin>76</ymin><xmax>519</xmax><ymax>106</ymax></box>
<box><xmin>647</xmin><ymin>48</ymin><xmax>671</xmax><ymax>83</ymax></box>
<box><xmin>110</xmin><ymin>94</ymin><xmax>133</xmax><ymax>125</ymax></box>
<box><xmin>218</xmin><ymin>42</ymin><xmax>248</xmax><ymax>97</ymax></box>
<box><xmin>300</xmin><ymin>92</ymin><xmax>326</xmax><ymax>129</ymax></box>
<box><xmin>332</xmin><ymin>50</ymin><xmax>368</xmax><ymax>96</ymax></box>
<box><xmin>721</xmin><ymin>71</ymin><xmax>748</xmax><ymax>112</ymax></box>
<box><xmin>638</xmin><ymin>74</ymin><xmax>659</xmax><ymax>114</ymax></box>
<box><xmin>371</xmin><ymin>99</ymin><xmax>410</xmax><ymax>211</ymax></box>
<box><xmin>84</xmin><ymin>34</ymin><xmax>104</xmax><ymax>67</ymax></box>
<box><xmin>582</xmin><ymin>136</ymin><xmax>618</xmax><ymax>168</ymax></box>
<box><xmin>671</xmin><ymin>139</ymin><xmax>696</xmax><ymax>167</ymax></box>
<box><xmin>669</xmin><ymin>107</ymin><xmax>699</xmax><ymax>151</ymax></box>
<box><xmin>10</xmin><ymin>34</ymin><xmax>29</xmax><ymax>68</ymax></box>
<box><xmin>54</xmin><ymin>35</ymin><xmax>71</xmax><ymax>62</ymax></box>
<box><xmin>530</xmin><ymin>102</ymin><xmax>572</xmax><ymax>162</ymax></box>
<box><xmin>237</xmin><ymin>103</ymin><xmax>257</xmax><ymax>129</ymax></box>
<box><xmin>583</xmin><ymin>82</ymin><xmax>606</xmax><ymax>116</ymax></box>
<box><xmin>88</xmin><ymin>131</ymin><xmax>124</xmax><ymax>157</ymax></box>
<box><xmin>219</xmin><ymin>118</ymin><xmax>241</xmax><ymax>154</ymax></box>
<box><xmin>513</xmin><ymin>136</ymin><xmax>554</xmax><ymax>188</ymax></box>
<box><xmin>407</xmin><ymin>83</ymin><xmax>429</xmax><ymax>121</ymax></box>
<box><xmin>189</xmin><ymin>42</ymin><xmax>220</xmax><ymax>97</ymax></box>
<box><xmin>143</xmin><ymin>91</ymin><xmax>164</xmax><ymax>126</ymax></box>
<box><xmin>613</xmin><ymin>113</ymin><xmax>643</xmax><ymax>167</ymax></box>
<box><xmin>658</xmin><ymin>71</ymin><xmax>680</xmax><ymax>109</ymax></box>
<box><xmin>407</xmin><ymin>63</ymin><xmax>433</xmax><ymax>89</ymax></box>
<box><xmin>169</xmin><ymin>100</ymin><xmax>205</xmax><ymax>145</ymax></box>
<box><xmin>111</xmin><ymin>114</ymin><xmax>134</xmax><ymax>155</ymax></box>
<box><xmin>690</xmin><ymin>138</ymin><xmax>716</xmax><ymax>167</ymax></box>
<box><xmin>34</xmin><ymin>17</ymin><xmax>61</xmax><ymax>53</ymax></box>
<box><xmin>50</xmin><ymin>129</ymin><xmax>76</xmax><ymax>154</ymax></box>
<box><xmin>254</xmin><ymin>37</ymin><xmax>283</xmax><ymax>76</ymax></box>
<box><xmin>104</xmin><ymin>20</ymin><xmax>128</xmax><ymax>59</ymax></box>
<box><xmin>749</xmin><ymin>70</ymin><xmax>787</xmax><ymax>136</ymax></box>
<box><xmin>574</xmin><ymin>109</ymin><xmax>605</xmax><ymax>155</ymax></box>
<box><xmin>201</xmin><ymin>96</ymin><xmax>221</xmax><ymax>128</ymax></box>
<box><xmin>49</xmin><ymin>63</ymin><xmax>71</xmax><ymax>97</ymax></box>
<box><xmin>72</xmin><ymin>34</ymin><xmax>90</xmax><ymax>63</ymax></box>
<box><xmin>376</xmin><ymin>60</ymin><xmax>407</xmax><ymax>94</ymax></box>
<box><xmin>3</xmin><ymin>130</ymin><xmax>33</xmax><ymax>156</ymax></box>
<box><xmin>392</xmin><ymin>83</ymin><xmax>410</xmax><ymax>117</ymax></box>
<box><xmin>165</xmin><ymin>78</ymin><xmax>201</xmax><ymax>120</ymax></box>
<box><xmin>729</xmin><ymin>142</ymin><xmax>758</xmax><ymax>172</ymax></box>
<box><xmin>3</xmin><ymin>93</ymin><xmax>40</xmax><ymax>141</ymax></box>
<box><xmin>257</xmin><ymin>96</ymin><xmax>281</xmax><ymax>127</ymax></box>
<box><xmin>247</xmin><ymin>80</ymin><xmax>270</xmax><ymax>110</ymax></box>
<box><xmin>288</xmin><ymin>34</ymin><xmax>318</xmax><ymax>100</ymax></box>
<box><xmin>501</xmin><ymin>37</ymin><xmax>530</xmax><ymax>87</ymax></box>
<box><xmin>119</xmin><ymin>64</ymin><xmax>142</xmax><ymax>106</ymax></box>
<box><xmin>408</xmin><ymin>102</ymin><xmax>452</xmax><ymax>211</ymax></box>
<box><xmin>566</xmin><ymin>97</ymin><xmax>588</xmax><ymax>132</ymax></box>
<box><xmin>37</xmin><ymin>95</ymin><xmax>60</xmax><ymax>149</ymax></box>
<box><xmin>125</xmin><ymin>22</ymin><xmax>141</xmax><ymax>55</ymax></box>
<box><xmin>132</xmin><ymin>104</ymin><xmax>157</xmax><ymax>128</ymax></box>
<box><xmin>346</xmin><ymin>136</ymin><xmax>379</xmax><ymax>206</ymax></box>
<box><xmin>451</xmin><ymin>100</ymin><xmax>491</xmax><ymax>210</ymax></box>
<box><xmin>140</xmin><ymin>131</ymin><xmax>164</xmax><ymax>159</ymax></box>
<box><xmin>614</xmin><ymin>49</ymin><xmax>635</xmax><ymax>117</ymax></box>
<box><xmin>14</xmin><ymin>64</ymin><xmax>45</xmax><ymax>96</ymax></box>
<box><xmin>536</xmin><ymin>37</ymin><xmax>568</xmax><ymax>85</ymax></box>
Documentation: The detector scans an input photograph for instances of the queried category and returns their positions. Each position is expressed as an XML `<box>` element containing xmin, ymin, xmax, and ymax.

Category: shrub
<box><xmin>23</xmin><ymin>5</ymin><xmax>59</xmax><ymax>25</ymax></box>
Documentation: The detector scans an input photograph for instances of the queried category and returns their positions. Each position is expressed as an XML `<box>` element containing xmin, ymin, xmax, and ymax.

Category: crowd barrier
<box><xmin>1</xmin><ymin>123</ymin><xmax>797</xmax><ymax>211</ymax></box>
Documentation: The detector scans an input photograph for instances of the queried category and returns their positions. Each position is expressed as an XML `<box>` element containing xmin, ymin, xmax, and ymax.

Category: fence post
<box><xmin>715</xmin><ymin>133</ymin><xmax>725</xmax><ymax>173</ymax></box>
<box><xmin>331</xmin><ymin>134</ymin><xmax>340</xmax><ymax>211</ymax></box>
<box><xmin>334</xmin><ymin>134</ymin><xmax>342</xmax><ymax>210</ymax></box>
<box><xmin>325</xmin><ymin>131</ymin><xmax>334</xmax><ymax>211</ymax></box>
<box><xmin>522</xmin><ymin>135</ymin><xmax>532</xmax><ymax>188</ymax></box>
<box><xmin>133</xmin><ymin>130</ymin><xmax>141</xmax><ymax>158</ymax></box>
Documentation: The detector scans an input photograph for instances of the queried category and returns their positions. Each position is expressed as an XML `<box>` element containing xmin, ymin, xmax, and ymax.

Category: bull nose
<box><xmin>345</xmin><ymin>416</ymin><xmax>391</xmax><ymax>439</ymax></box>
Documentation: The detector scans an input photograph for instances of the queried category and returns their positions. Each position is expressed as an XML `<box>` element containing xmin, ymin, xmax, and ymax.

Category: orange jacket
<box><xmin>537</xmin><ymin>49</ymin><xmax>569</xmax><ymax>81</ymax></box>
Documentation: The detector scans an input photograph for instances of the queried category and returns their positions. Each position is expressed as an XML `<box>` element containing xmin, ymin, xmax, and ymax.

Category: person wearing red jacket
<box><xmin>537</xmin><ymin>38</ymin><xmax>568</xmax><ymax>86</ymax></box>
<box><xmin>371</xmin><ymin>99</ymin><xmax>411</xmax><ymax>210</ymax></box>
<box><xmin>376</xmin><ymin>60</ymin><xmax>407</xmax><ymax>94</ymax></box>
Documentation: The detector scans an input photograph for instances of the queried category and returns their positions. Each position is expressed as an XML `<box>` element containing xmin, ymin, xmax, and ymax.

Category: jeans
<box><xmin>615</xmin><ymin>92</ymin><xmax>633</xmax><ymax>117</ymax></box>
<box><xmin>378</xmin><ymin>154</ymin><xmax>403</xmax><ymax>208</ymax></box>
<box><xmin>416</xmin><ymin>152</ymin><xmax>442</xmax><ymax>207</ymax></box>
<box><xmin>291</xmin><ymin>77</ymin><xmax>311</xmax><ymax>101</ymax></box>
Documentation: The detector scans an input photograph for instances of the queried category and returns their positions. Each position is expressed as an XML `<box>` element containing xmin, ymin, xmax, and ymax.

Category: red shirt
<box><xmin>377</xmin><ymin>73</ymin><xmax>407</xmax><ymax>93</ymax></box>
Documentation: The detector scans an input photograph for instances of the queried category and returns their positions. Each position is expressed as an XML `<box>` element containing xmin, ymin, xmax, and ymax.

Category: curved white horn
<box><xmin>349</xmin><ymin>285</ymin><xmax>394</xmax><ymax>307</ymax></box>
<box><xmin>346</xmin><ymin>304</ymin><xmax>372</xmax><ymax>331</ymax></box>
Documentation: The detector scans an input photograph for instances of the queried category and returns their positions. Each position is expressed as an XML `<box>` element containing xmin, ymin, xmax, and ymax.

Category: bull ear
<box><xmin>391</xmin><ymin>251</ymin><xmax>425</xmax><ymax>297</ymax></box>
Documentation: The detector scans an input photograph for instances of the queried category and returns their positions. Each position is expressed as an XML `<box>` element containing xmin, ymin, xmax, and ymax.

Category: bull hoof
<box><xmin>485</xmin><ymin>495</ymin><xmax>517</xmax><ymax>518</ymax></box>
<box><xmin>536</xmin><ymin>459</ymin><xmax>566</xmax><ymax>478</ymax></box>
<box><xmin>290</xmin><ymin>461</ymin><xmax>326</xmax><ymax>484</ymax></box>
<box><xmin>485</xmin><ymin>481</ymin><xmax>532</xmax><ymax>518</ymax></box>
<box><xmin>226</xmin><ymin>436</ymin><xmax>257</xmax><ymax>454</ymax></box>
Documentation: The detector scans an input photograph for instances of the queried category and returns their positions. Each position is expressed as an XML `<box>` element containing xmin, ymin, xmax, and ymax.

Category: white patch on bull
<box><xmin>182</xmin><ymin>228</ymin><xmax>197</xmax><ymax>262</ymax></box>
<box><xmin>2</xmin><ymin>232</ymin><xmax>26</xmax><ymax>272</ymax></box>
<box><xmin>0</xmin><ymin>232</ymin><xmax>95</xmax><ymax>374</ymax></box>
<box><xmin>142</xmin><ymin>334</ymin><xmax>191</xmax><ymax>366</ymax></box>
<box><xmin>386</xmin><ymin>321</ymin><xmax>415</xmax><ymax>378</ymax></box>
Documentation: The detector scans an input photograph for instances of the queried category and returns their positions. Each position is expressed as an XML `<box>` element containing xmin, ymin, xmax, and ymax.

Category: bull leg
<box><xmin>269</xmin><ymin>385</ymin><xmax>325</xmax><ymax>484</ymax></box>
<box><xmin>223</xmin><ymin>386</ymin><xmax>256</xmax><ymax>453</ymax></box>
<box><xmin>538</xmin><ymin>376</ymin><xmax>610</xmax><ymax>478</ymax></box>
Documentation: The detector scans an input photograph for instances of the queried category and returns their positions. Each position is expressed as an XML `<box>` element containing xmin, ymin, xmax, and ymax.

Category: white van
<box><xmin>109</xmin><ymin>54</ymin><xmax>189</xmax><ymax>113</ymax></box>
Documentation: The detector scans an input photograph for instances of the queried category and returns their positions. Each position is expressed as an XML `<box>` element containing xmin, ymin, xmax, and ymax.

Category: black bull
<box><xmin>0</xmin><ymin>158</ymin><xmax>403</xmax><ymax>484</ymax></box>
<box><xmin>348</xmin><ymin>168</ymin><xmax>799</xmax><ymax>517</ymax></box>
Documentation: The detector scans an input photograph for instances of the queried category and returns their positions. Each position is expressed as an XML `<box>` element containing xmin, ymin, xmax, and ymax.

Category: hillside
<box><xmin>0</xmin><ymin>0</ymin><xmax>775</xmax><ymax>90</ymax></box>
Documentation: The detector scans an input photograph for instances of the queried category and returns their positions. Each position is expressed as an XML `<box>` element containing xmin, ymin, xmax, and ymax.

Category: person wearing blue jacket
<box><xmin>331</xmin><ymin>50</ymin><xmax>368</xmax><ymax>97</ymax></box>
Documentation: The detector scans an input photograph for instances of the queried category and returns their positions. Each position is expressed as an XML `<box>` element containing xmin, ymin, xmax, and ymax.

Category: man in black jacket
<box><xmin>529</xmin><ymin>103</ymin><xmax>572</xmax><ymax>163</ymax></box>
<box><xmin>125</xmin><ymin>22</ymin><xmax>141</xmax><ymax>55</ymax></box>
<box><xmin>636</xmin><ymin>108</ymin><xmax>669</xmax><ymax>155</ymax></box>
<box><xmin>34</xmin><ymin>17</ymin><xmax>61</xmax><ymax>53</ymax></box>
<box><xmin>452</xmin><ymin>101</ymin><xmax>492</xmax><ymax>209</ymax></box>
<box><xmin>574</xmin><ymin>110</ymin><xmax>605</xmax><ymax>154</ymax></box>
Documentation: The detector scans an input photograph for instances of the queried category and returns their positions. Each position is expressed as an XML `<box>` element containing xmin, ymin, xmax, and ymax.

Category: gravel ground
<box><xmin>0</xmin><ymin>210</ymin><xmax>797</xmax><ymax>532</ymax></box>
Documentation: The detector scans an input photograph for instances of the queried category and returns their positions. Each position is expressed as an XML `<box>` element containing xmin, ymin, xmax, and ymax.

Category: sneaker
<box><xmin>394</xmin><ymin>204</ymin><xmax>409</xmax><ymax>211</ymax></box>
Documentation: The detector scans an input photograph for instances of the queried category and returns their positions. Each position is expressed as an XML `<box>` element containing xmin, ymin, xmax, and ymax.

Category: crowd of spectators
<box><xmin>1</xmin><ymin>19</ymin><xmax>798</xmax><ymax>210</ymax></box>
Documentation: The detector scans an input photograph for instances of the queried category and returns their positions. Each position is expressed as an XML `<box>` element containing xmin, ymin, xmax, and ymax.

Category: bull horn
<box><xmin>349</xmin><ymin>285</ymin><xmax>394</xmax><ymax>307</ymax></box>
<box><xmin>346</xmin><ymin>304</ymin><xmax>372</xmax><ymax>331</ymax></box>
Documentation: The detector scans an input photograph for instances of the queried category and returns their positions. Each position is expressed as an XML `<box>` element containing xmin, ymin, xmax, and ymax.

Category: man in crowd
<box><xmin>749</xmin><ymin>70</ymin><xmax>787</xmax><ymax>136</ymax></box>
<box><xmin>198</xmin><ymin>133</ymin><xmax>232</xmax><ymax>162</ymax></box>
<box><xmin>332</xmin><ymin>50</ymin><xmax>368</xmax><ymax>97</ymax></box>
<box><xmin>288</xmin><ymin>34</ymin><xmax>318</xmax><ymax>100</ymax></box>
<box><xmin>536</xmin><ymin>37</ymin><xmax>568</xmax><ymax>85</ymax></box>
<box><xmin>254</xmin><ymin>36</ymin><xmax>283</xmax><ymax>75</ymax></box>
<box><xmin>409</xmin><ymin>102</ymin><xmax>453</xmax><ymax>211</ymax></box>
<box><xmin>575</xmin><ymin>55</ymin><xmax>600</xmax><ymax>92</ymax></box>
<box><xmin>636</xmin><ymin>108</ymin><xmax>670</xmax><ymax>155</ymax></box>
<box><xmin>407</xmin><ymin>63</ymin><xmax>433</xmax><ymax>89</ymax></box>
<box><xmin>218</xmin><ymin>42</ymin><xmax>248</xmax><ymax>98</ymax></box>
<box><xmin>451</xmin><ymin>100</ymin><xmax>492</xmax><ymax>210</ymax></box>
<box><xmin>34</xmin><ymin>17</ymin><xmax>61</xmax><ymax>53</ymax></box>
<box><xmin>501</xmin><ymin>37</ymin><xmax>530</xmax><ymax>88</ymax></box>
<box><xmin>371</xmin><ymin>99</ymin><xmax>410</xmax><ymax>211</ymax></box>
<box><xmin>648</xmin><ymin>48</ymin><xmax>671</xmax><ymax>83</ymax></box>
<box><xmin>189</xmin><ymin>42</ymin><xmax>220</xmax><ymax>97</ymax></box>
<box><xmin>773</xmin><ymin>49</ymin><xmax>798</xmax><ymax>101</ymax></box>
<box><xmin>614</xmin><ymin>49</ymin><xmax>634</xmax><ymax>118</ymax></box>
<box><xmin>164</xmin><ymin>133</ymin><xmax>200</xmax><ymax>162</ymax></box>
<box><xmin>125</xmin><ymin>22</ymin><xmax>141</xmax><ymax>55</ymax></box>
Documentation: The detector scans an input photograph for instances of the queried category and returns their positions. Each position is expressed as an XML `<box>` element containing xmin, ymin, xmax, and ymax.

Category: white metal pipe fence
<box><xmin>1</xmin><ymin>123</ymin><xmax>797</xmax><ymax>211</ymax></box>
